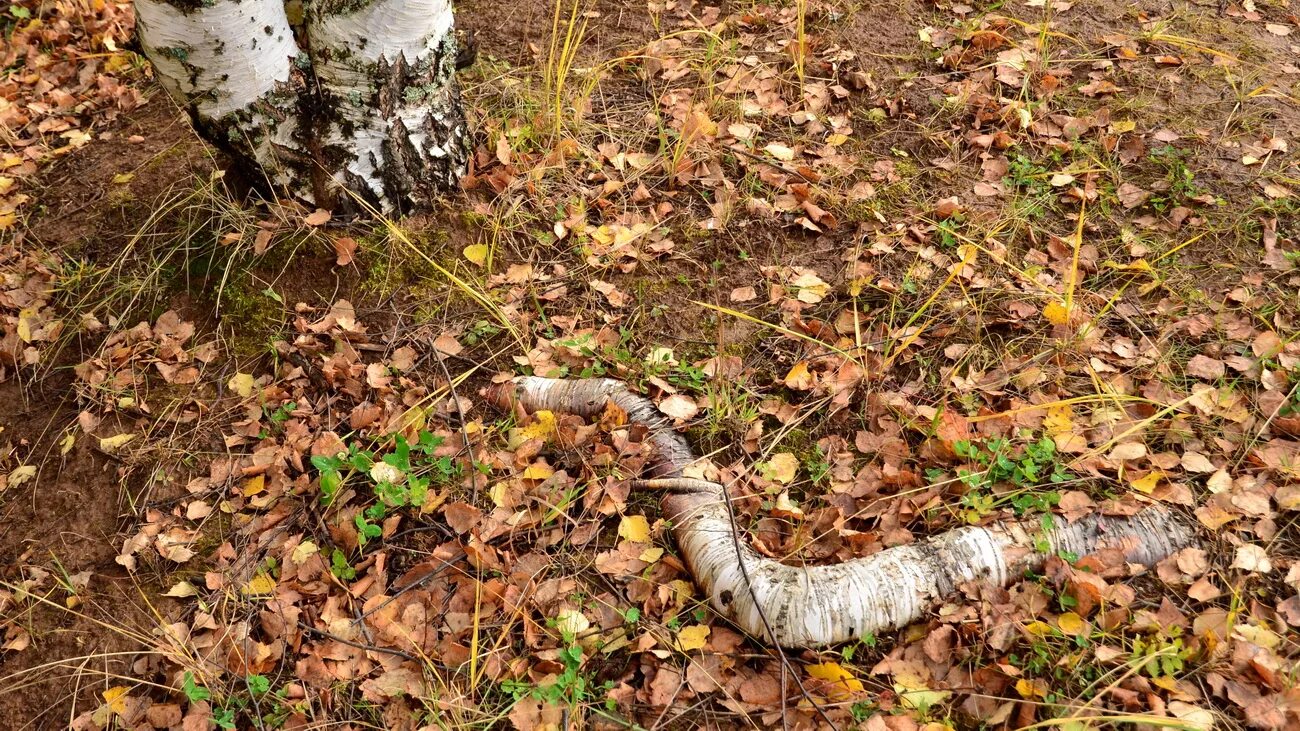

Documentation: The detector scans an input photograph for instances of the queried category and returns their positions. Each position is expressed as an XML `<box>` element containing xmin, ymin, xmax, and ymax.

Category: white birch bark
<box><xmin>497</xmin><ymin>377</ymin><xmax>1200</xmax><ymax>647</ymax></box>
<box><xmin>307</xmin><ymin>0</ymin><xmax>468</xmax><ymax>206</ymax></box>
<box><xmin>135</xmin><ymin>0</ymin><xmax>468</xmax><ymax>210</ymax></box>
<box><xmin>134</xmin><ymin>0</ymin><xmax>304</xmax><ymax>190</ymax></box>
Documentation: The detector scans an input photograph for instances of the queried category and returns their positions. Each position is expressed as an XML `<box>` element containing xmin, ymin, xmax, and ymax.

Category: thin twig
<box><xmin>296</xmin><ymin>621</ymin><xmax>419</xmax><ymax>663</ymax></box>
<box><xmin>716</xmin><ymin>477</ymin><xmax>840</xmax><ymax>731</ymax></box>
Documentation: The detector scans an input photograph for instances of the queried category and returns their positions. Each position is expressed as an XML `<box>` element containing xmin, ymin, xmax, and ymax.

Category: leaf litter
<box><xmin>3</xmin><ymin>0</ymin><xmax>1300</xmax><ymax>728</ymax></box>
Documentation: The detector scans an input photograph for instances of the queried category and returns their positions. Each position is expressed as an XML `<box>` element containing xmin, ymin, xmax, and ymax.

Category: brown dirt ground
<box><xmin>3</xmin><ymin>0</ymin><xmax>1297</xmax><ymax>726</ymax></box>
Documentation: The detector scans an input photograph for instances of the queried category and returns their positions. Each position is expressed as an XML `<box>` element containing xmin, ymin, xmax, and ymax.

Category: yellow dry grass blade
<box><xmin>881</xmin><ymin>243</ymin><xmax>977</xmax><ymax>370</ymax></box>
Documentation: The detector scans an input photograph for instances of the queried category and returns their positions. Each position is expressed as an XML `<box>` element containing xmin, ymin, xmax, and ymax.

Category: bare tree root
<box><xmin>492</xmin><ymin>376</ymin><xmax>1199</xmax><ymax>647</ymax></box>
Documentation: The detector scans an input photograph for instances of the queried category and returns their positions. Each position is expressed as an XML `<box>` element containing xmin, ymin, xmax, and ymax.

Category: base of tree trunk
<box><xmin>135</xmin><ymin>0</ymin><xmax>468</xmax><ymax>212</ymax></box>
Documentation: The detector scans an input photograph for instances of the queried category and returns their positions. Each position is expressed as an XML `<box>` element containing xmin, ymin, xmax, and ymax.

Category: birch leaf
<box><xmin>242</xmin><ymin>572</ymin><xmax>277</xmax><ymax>596</ymax></box>
<box><xmin>519</xmin><ymin>410</ymin><xmax>556</xmax><ymax>442</ymax></box>
<box><xmin>1130</xmin><ymin>471</ymin><xmax>1161</xmax><ymax>494</ymax></box>
<box><xmin>227</xmin><ymin>373</ymin><xmax>256</xmax><ymax>398</ymax></box>
<box><xmin>1056</xmin><ymin>612</ymin><xmax>1086</xmax><ymax>636</ymax></box>
<box><xmin>761</xmin><ymin>453</ymin><xmax>798</xmax><ymax>484</ymax></box>
<box><xmin>1232</xmin><ymin>544</ymin><xmax>1272</xmax><ymax>573</ymax></box>
<box><xmin>291</xmin><ymin>540</ymin><xmax>319</xmax><ymax>565</ymax></box>
<box><xmin>618</xmin><ymin>515</ymin><xmax>651</xmax><ymax>543</ymax></box>
<box><xmin>164</xmin><ymin>581</ymin><xmax>199</xmax><ymax>597</ymax></box>
<box><xmin>463</xmin><ymin>243</ymin><xmax>489</xmax><ymax>267</ymax></box>
<box><xmin>764</xmin><ymin>143</ymin><xmax>795</xmax><ymax>161</ymax></box>
<box><xmin>784</xmin><ymin>361</ymin><xmax>814</xmax><ymax>390</ymax></box>
<box><xmin>894</xmin><ymin>669</ymin><xmax>950</xmax><ymax>711</ymax></box>
<box><xmin>674</xmin><ymin>625</ymin><xmax>710</xmax><ymax>652</ymax></box>
<box><xmin>102</xmin><ymin>686</ymin><xmax>130</xmax><ymax>715</ymax></box>
<box><xmin>555</xmin><ymin>609</ymin><xmax>590</xmax><ymax>636</ymax></box>
<box><xmin>98</xmin><ymin>434</ymin><xmax>136</xmax><ymax>452</ymax></box>
<box><xmin>806</xmin><ymin>662</ymin><xmax>864</xmax><ymax>699</ymax></box>
<box><xmin>658</xmin><ymin>394</ymin><xmax>698</xmax><ymax>420</ymax></box>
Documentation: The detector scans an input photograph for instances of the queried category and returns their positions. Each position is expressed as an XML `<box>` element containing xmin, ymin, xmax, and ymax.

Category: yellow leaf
<box><xmin>98</xmin><ymin>433</ymin><xmax>136</xmax><ymax>452</ymax></box>
<box><xmin>59</xmin><ymin>432</ymin><xmax>75</xmax><ymax>455</ymax></box>
<box><xmin>242</xmin><ymin>474</ymin><xmax>265</xmax><ymax>497</ymax></box>
<box><xmin>1130</xmin><ymin>470</ymin><xmax>1162</xmax><ymax>494</ymax></box>
<box><xmin>16</xmin><ymin>307</ymin><xmax>37</xmax><ymax>343</ymax></box>
<box><xmin>1015</xmin><ymin>678</ymin><xmax>1046</xmax><ymax>699</ymax></box>
<box><xmin>1056</xmin><ymin>611</ymin><xmax>1087</xmax><ymax>636</ymax></box>
<box><xmin>1045</xmin><ymin>403</ymin><xmax>1087</xmax><ymax>453</ymax></box>
<box><xmin>1102</xmin><ymin>258</ymin><xmax>1152</xmax><ymax>273</ymax></box>
<box><xmin>761</xmin><ymin>453</ymin><xmax>799</xmax><ymax>485</ymax></box>
<box><xmin>291</xmin><ymin>540</ymin><xmax>319</xmax><ymax>565</ymax></box>
<box><xmin>102</xmin><ymin>686</ymin><xmax>130</xmax><ymax>715</ymax></box>
<box><xmin>639</xmin><ymin>546</ymin><xmax>664</xmax><ymax>563</ymax></box>
<box><xmin>894</xmin><ymin>669</ymin><xmax>950</xmax><ymax>711</ymax></box>
<box><xmin>227</xmin><ymin>372</ymin><xmax>256</xmax><ymax>398</ymax></box>
<box><xmin>489</xmin><ymin>482</ymin><xmax>509</xmax><ymax>508</ymax></box>
<box><xmin>111</xmin><ymin>172</ymin><xmax>134</xmax><ymax>185</ymax></box>
<box><xmin>806</xmin><ymin>662</ymin><xmax>864</xmax><ymax>699</ymax></box>
<box><xmin>784</xmin><ymin>361</ymin><xmax>814</xmax><ymax>390</ymax></box>
<box><xmin>519</xmin><ymin>410</ymin><xmax>556</xmax><ymax>442</ymax></box>
<box><xmin>618</xmin><ymin>515</ymin><xmax>651</xmax><ymax>543</ymax></box>
<box><xmin>522</xmin><ymin>462</ymin><xmax>554</xmax><ymax>480</ymax></box>
<box><xmin>1044</xmin><ymin>403</ymin><xmax>1073</xmax><ymax>435</ymax></box>
<box><xmin>764</xmin><ymin>142</ymin><xmax>795</xmax><ymax>161</ymax></box>
<box><xmin>462</xmin><ymin>243</ymin><xmax>489</xmax><ymax>267</ymax></box>
<box><xmin>5</xmin><ymin>465</ymin><xmax>36</xmax><ymax>489</ymax></box>
<box><xmin>241</xmin><ymin>572</ymin><xmax>277</xmax><ymax>596</ymax></box>
<box><xmin>1043</xmin><ymin>300</ymin><xmax>1071</xmax><ymax>326</ymax></box>
<box><xmin>164</xmin><ymin>581</ymin><xmax>198</xmax><ymax>597</ymax></box>
<box><xmin>674</xmin><ymin>624</ymin><xmax>710</xmax><ymax>652</ymax></box>
<box><xmin>1023</xmin><ymin>620</ymin><xmax>1053</xmax><ymax>637</ymax></box>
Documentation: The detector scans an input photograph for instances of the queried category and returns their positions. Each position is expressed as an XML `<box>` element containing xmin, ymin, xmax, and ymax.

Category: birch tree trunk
<box><xmin>134</xmin><ymin>0</ymin><xmax>468</xmax><ymax>212</ymax></box>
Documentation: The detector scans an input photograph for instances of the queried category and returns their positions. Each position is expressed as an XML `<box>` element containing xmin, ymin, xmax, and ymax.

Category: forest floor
<box><xmin>3</xmin><ymin>0</ymin><xmax>1300</xmax><ymax>728</ymax></box>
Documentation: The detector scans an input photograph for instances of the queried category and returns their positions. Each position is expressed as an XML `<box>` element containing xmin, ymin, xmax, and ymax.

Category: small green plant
<box><xmin>1147</xmin><ymin>145</ymin><xmax>1201</xmax><ymax>210</ymax></box>
<box><xmin>258</xmin><ymin>400</ymin><xmax>297</xmax><ymax>438</ymax></box>
<box><xmin>1005</xmin><ymin>153</ymin><xmax>1053</xmax><ymax>197</ymax></box>
<box><xmin>1131</xmin><ymin>629</ymin><xmax>1193</xmax><ymax>678</ymax></box>
<box><xmin>803</xmin><ymin>445</ymin><xmax>831</xmax><ymax>485</ymax></box>
<box><xmin>311</xmin><ymin>429</ymin><xmax>459</xmax><ymax>524</ymax></box>
<box><xmin>182</xmin><ymin>672</ymin><xmax>211</xmax><ymax>703</ymax></box>
<box><xmin>330</xmin><ymin>548</ymin><xmax>357</xmax><ymax>580</ymax></box>
<box><xmin>952</xmin><ymin>436</ymin><xmax>1071</xmax><ymax>526</ymax></box>
<box><xmin>500</xmin><ymin>638</ymin><xmax>614</xmax><ymax>713</ymax></box>
<box><xmin>463</xmin><ymin>319</ymin><xmax>502</xmax><ymax>346</ymax></box>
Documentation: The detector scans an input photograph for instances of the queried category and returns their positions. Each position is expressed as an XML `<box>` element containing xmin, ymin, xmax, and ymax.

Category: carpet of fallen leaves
<box><xmin>3</xmin><ymin>0</ymin><xmax>1300</xmax><ymax>729</ymax></box>
<box><xmin>1</xmin><ymin>0</ymin><xmax>143</xmax><ymax>231</ymax></box>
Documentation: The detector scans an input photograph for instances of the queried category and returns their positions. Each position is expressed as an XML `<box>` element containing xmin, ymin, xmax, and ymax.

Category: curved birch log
<box><xmin>493</xmin><ymin>376</ymin><xmax>1198</xmax><ymax>647</ymax></box>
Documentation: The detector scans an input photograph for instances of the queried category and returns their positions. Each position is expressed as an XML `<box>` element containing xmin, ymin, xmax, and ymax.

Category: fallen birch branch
<box><xmin>492</xmin><ymin>376</ymin><xmax>1198</xmax><ymax>647</ymax></box>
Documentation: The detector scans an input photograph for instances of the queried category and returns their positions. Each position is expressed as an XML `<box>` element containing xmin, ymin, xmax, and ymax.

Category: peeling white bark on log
<box><xmin>495</xmin><ymin>376</ymin><xmax>1200</xmax><ymax>647</ymax></box>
